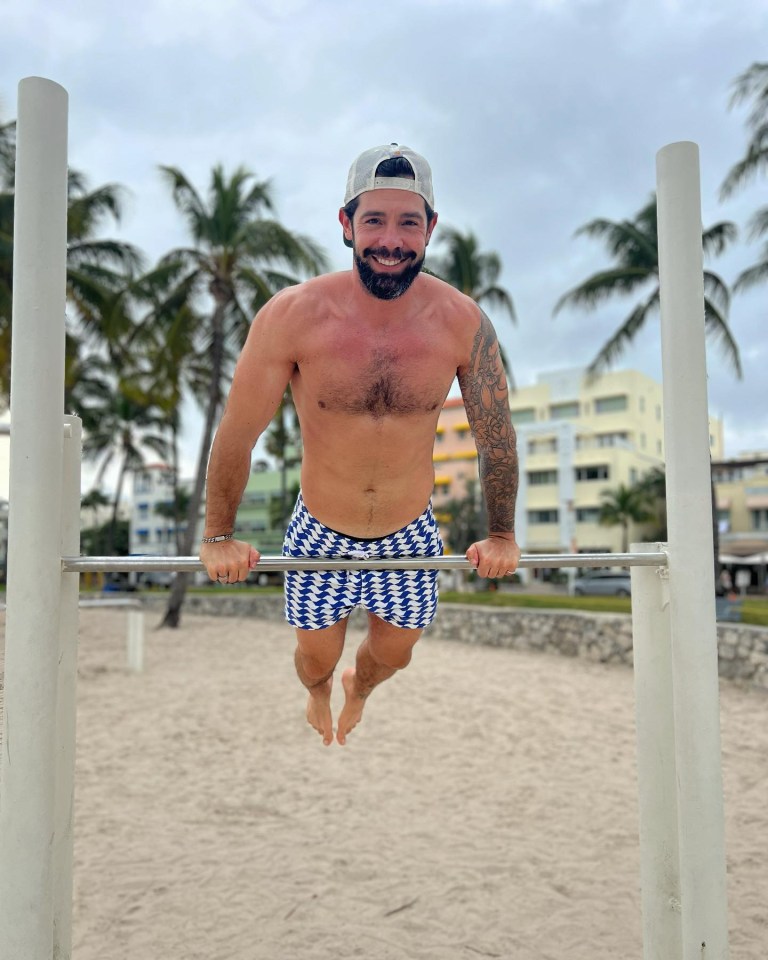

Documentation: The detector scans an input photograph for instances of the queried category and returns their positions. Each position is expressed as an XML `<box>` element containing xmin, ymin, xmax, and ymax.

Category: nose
<box><xmin>378</xmin><ymin>223</ymin><xmax>407</xmax><ymax>251</ymax></box>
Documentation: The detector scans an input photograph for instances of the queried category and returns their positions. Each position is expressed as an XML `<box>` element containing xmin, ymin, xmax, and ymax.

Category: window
<box><xmin>528</xmin><ymin>438</ymin><xmax>558</xmax><ymax>455</ymax></box>
<box><xmin>549</xmin><ymin>401</ymin><xmax>580</xmax><ymax>420</ymax></box>
<box><xmin>136</xmin><ymin>530</ymin><xmax>149</xmax><ymax>545</ymax></box>
<box><xmin>455</xmin><ymin>428</ymin><xmax>470</xmax><ymax>439</ymax></box>
<box><xmin>527</xmin><ymin>509</ymin><xmax>559</xmax><ymax>524</ymax></box>
<box><xmin>511</xmin><ymin>407</ymin><xmax>536</xmax><ymax>425</ymax></box>
<box><xmin>134</xmin><ymin>474</ymin><xmax>151</xmax><ymax>494</ymax></box>
<box><xmin>137</xmin><ymin>503</ymin><xmax>149</xmax><ymax>519</ymax></box>
<box><xmin>435</xmin><ymin>432</ymin><xmax>444</xmax><ymax>443</ymax></box>
<box><xmin>594</xmin><ymin>395</ymin><xmax>628</xmax><ymax>414</ymax></box>
<box><xmin>639</xmin><ymin>396</ymin><xmax>645</xmax><ymax>412</ymax></box>
<box><xmin>527</xmin><ymin>469</ymin><xmax>558</xmax><ymax>485</ymax></box>
<box><xmin>596</xmin><ymin>432</ymin><xmax>628</xmax><ymax>447</ymax></box>
<box><xmin>576</xmin><ymin>507</ymin><xmax>601</xmax><ymax>523</ymax></box>
<box><xmin>751</xmin><ymin>509</ymin><xmax>768</xmax><ymax>531</ymax></box>
<box><xmin>575</xmin><ymin>465</ymin><xmax>610</xmax><ymax>481</ymax></box>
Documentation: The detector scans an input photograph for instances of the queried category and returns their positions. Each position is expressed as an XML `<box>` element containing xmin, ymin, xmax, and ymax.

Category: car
<box><xmin>572</xmin><ymin>569</ymin><xmax>632</xmax><ymax>596</ymax></box>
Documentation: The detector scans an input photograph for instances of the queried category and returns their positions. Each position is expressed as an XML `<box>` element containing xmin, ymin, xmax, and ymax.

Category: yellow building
<box><xmin>713</xmin><ymin>452</ymin><xmax>768</xmax><ymax>591</ymax></box>
<box><xmin>434</xmin><ymin>367</ymin><xmax>724</xmax><ymax>559</ymax></box>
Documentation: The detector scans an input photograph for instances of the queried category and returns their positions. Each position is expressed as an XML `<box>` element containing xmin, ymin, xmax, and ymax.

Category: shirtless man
<box><xmin>199</xmin><ymin>144</ymin><xmax>520</xmax><ymax>746</ymax></box>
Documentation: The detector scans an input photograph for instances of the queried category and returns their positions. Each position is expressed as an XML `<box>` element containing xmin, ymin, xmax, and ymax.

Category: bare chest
<box><xmin>297</xmin><ymin>332</ymin><xmax>455</xmax><ymax>419</ymax></box>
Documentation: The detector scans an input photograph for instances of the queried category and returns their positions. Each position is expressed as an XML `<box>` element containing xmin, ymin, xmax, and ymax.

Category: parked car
<box><xmin>573</xmin><ymin>570</ymin><xmax>631</xmax><ymax>596</ymax></box>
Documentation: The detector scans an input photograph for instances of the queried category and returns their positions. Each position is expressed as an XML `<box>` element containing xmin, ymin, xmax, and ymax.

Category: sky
<box><xmin>2</xmin><ymin>0</ymin><xmax>767</xmax><ymax>490</ymax></box>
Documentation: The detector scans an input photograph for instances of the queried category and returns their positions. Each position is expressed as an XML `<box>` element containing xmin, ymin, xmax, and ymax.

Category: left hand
<box><xmin>466</xmin><ymin>534</ymin><xmax>521</xmax><ymax>579</ymax></box>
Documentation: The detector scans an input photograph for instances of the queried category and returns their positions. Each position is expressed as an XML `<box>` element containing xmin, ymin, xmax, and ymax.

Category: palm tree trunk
<box><xmin>161</xmin><ymin>303</ymin><xmax>227</xmax><ymax>627</ymax></box>
<box><xmin>107</xmin><ymin>453</ymin><xmax>128</xmax><ymax>555</ymax></box>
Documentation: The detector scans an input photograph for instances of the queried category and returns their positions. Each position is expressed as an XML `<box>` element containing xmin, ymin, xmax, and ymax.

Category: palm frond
<box><xmin>586</xmin><ymin>292</ymin><xmax>659</xmax><ymax>378</ymax></box>
<box><xmin>554</xmin><ymin>267</ymin><xmax>654</xmax><ymax>315</ymax></box>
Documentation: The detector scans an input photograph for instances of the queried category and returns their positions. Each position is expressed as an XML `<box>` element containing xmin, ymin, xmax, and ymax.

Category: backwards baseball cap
<box><xmin>343</xmin><ymin>143</ymin><xmax>434</xmax><ymax>209</ymax></box>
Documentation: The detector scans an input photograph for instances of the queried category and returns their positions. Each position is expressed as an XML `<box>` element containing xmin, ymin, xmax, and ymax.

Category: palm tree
<box><xmin>720</xmin><ymin>62</ymin><xmax>768</xmax><ymax>294</ymax></box>
<box><xmin>264</xmin><ymin>391</ymin><xmax>302</xmax><ymax>529</ymax></box>
<box><xmin>80</xmin><ymin>375</ymin><xmax>170</xmax><ymax>554</ymax></box>
<box><xmin>634</xmin><ymin>466</ymin><xmax>667</xmax><ymax>542</ymax></box>
<box><xmin>599</xmin><ymin>483</ymin><xmax>654</xmax><ymax>553</ymax></box>
<box><xmin>427</xmin><ymin>226</ymin><xmax>517</xmax><ymax>384</ymax></box>
<box><xmin>156</xmin><ymin>164</ymin><xmax>329</xmax><ymax>627</ymax></box>
<box><xmin>554</xmin><ymin>196</ymin><xmax>741</xmax><ymax>379</ymax></box>
<box><xmin>0</xmin><ymin>149</ymin><xmax>143</xmax><ymax>404</ymax></box>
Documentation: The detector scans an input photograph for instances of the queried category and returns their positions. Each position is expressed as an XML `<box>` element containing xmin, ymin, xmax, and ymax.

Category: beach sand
<box><xmin>2</xmin><ymin>608</ymin><xmax>767</xmax><ymax>958</ymax></box>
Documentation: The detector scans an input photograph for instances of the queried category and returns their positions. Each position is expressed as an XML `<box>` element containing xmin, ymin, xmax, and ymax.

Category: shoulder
<box><xmin>417</xmin><ymin>273</ymin><xmax>483</xmax><ymax>324</ymax></box>
<box><xmin>250</xmin><ymin>271</ymin><xmax>352</xmax><ymax>336</ymax></box>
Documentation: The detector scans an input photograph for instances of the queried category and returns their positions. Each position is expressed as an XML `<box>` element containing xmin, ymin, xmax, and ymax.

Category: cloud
<box><xmin>2</xmin><ymin>0</ymin><xmax>767</xmax><ymax>476</ymax></box>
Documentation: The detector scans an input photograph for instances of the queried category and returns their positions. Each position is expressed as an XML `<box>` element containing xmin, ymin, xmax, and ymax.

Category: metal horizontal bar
<box><xmin>62</xmin><ymin>551</ymin><xmax>668</xmax><ymax>574</ymax></box>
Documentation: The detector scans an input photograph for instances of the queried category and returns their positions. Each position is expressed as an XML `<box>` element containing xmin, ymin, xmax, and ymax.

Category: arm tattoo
<box><xmin>457</xmin><ymin>309</ymin><xmax>519</xmax><ymax>534</ymax></box>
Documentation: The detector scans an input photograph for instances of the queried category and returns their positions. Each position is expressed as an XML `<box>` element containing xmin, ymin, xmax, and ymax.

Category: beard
<box><xmin>353</xmin><ymin>246</ymin><xmax>425</xmax><ymax>300</ymax></box>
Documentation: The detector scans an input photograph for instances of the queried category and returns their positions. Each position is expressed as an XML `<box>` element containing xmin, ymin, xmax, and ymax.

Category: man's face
<box><xmin>339</xmin><ymin>189</ymin><xmax>437</xmax><ymax>300</ymax></box>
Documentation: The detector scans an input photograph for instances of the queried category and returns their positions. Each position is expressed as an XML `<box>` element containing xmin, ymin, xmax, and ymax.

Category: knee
<box><xmin>296</xmin><ymin>647</ymin><xmax>337</xmax><ymax>683</ymax></box>
<box><xmin>368</xmin><ymin>637</ymin><xmax>415</xmax><ymax>671</ymax></box>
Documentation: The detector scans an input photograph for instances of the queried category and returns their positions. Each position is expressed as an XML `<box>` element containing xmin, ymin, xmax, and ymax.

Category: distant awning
<box><xmin>746</xmin><ymin>495</ymin><xmax>768</xmax><ymax>509</ymax></box>
<box><xmin>716</xmin><ymin>498</ymin><xmax>731</xmax><ymax>509</ymax></box>
<box><xmin>721</xmin><ymin>552</ymin><xmax>768</xmax><ymax>565</ymax></box>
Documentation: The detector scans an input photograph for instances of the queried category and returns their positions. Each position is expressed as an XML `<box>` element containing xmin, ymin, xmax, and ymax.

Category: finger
<box><xmin>465</xmin><ymin>544</ymin><xmax>479</xmax><ymax>568</ymax></box>
<box><xmin>249</xmin><ymin>547</ymin><xmax>261</xmax><ymax>569</ymax></box>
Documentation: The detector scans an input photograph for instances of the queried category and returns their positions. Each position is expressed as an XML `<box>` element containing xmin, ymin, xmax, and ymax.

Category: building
<box><xmin>713</xmin><ymin>451</ymin><xmax>768</xmax><ymax>591</ymax></box>
<box><xmin>129</xmin><ymin>460</ymin><xmax>299</xmax><ymax>581</ymax></box>
<box><xmin>235</xmin><ymin>461</ymin><xmax>301</xmax><ymax>554</ymax></box>
<box><xmin>434</xmin><ymin>367</ymin><xmax>724</xmax><ymax>565</ymax></box>
<box><xmin>129</xmin><ymin>464</ymin><xmax>184</xmax><ymax>584</ymax></box>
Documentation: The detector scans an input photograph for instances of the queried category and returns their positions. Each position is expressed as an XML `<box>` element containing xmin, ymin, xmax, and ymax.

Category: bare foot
<box><xmin>337</xmin><ymin>667</ymin><xmax>367</xmax><ymax>745</ymax></box>
<box><xmin>306</xmin><ymin>677</ymin><xmax>334</xmax><ymax>746</ymax></box>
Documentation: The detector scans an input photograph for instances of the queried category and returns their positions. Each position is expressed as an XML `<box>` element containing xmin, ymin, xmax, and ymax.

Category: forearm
<box><xmin>458</xmin><ymin>307</ymin><xmax>519</xmax><ymax>538</ymax></box>
<box><xmin>478</xmin><ymin>439</ymin><xmax>518</xmax><ymax>535</ymax></box>
<box><xmin>203</xmin><ymin>432</ymin><xmax>253</xmax><ymax>536</ymax></box>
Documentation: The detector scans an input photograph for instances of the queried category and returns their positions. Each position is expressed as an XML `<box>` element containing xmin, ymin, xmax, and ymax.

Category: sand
<box><xmin>2</xmin><ymin>608</ymin><xmax>767</xmax><ymax>958</ymax></box>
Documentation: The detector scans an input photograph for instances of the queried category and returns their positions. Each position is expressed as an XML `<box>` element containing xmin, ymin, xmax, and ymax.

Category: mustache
<box><xmin>362</xmin><ymin>246</ymin><xmax>417</xmax><ymax>261</ymax></box>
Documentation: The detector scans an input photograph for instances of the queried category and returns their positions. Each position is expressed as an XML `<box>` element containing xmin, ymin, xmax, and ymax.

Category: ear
<box><xmin>425</xmin><ymin>211</ymin><xmax>438</xmax><ymax>246</ymax></box>
<box><xmin>339</xmin><ymin>207</ymin><xmax>354</xmax><ymax>245</ymax></box>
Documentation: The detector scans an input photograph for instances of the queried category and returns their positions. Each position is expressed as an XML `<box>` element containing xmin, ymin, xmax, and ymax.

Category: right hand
<box><xmin>200</xmin><ymin>538</ymin><xmax>261</xmax><ymax>584</ymax></box>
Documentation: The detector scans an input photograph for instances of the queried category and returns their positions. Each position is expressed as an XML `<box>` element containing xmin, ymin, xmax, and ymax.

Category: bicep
<box><xmin>218</xmin><ymin>307</ymin><xmax>296</xmax><ymax>446</ymax></box>
<box><xmin>457</xmin><ymin>309</ymin><xmax>512</xmax><ymax>445</ymax></box>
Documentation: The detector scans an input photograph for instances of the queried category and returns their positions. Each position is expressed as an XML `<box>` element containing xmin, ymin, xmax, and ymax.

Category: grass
<box><xmin>440</xmin><ymin>590</ymin><xmax>768</xmax><ymax>628</ymax></box>
<box><xmin>71</xmin><ymin>585</ymin><xmax>768</xmax><ymax>627</ymax></box>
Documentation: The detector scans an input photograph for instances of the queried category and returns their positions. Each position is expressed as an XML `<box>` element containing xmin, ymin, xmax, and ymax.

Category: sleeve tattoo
<box><xmin>457</xmin><ymin>309</ymin><xmax>519</xmax><ymax>534</ymax></box>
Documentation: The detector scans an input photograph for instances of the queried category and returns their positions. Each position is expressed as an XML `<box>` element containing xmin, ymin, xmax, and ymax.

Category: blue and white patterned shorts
<box><xmin>282</xmin><ymin>494</ymin><xmax>443</xmax><ymax>631</ymax></box>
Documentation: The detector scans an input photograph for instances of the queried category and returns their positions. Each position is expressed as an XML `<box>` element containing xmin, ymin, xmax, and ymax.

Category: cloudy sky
<box><xmin>2</xmin><ymin>0</ymin><xmax>767</xmax><ymax>484</ymax></box>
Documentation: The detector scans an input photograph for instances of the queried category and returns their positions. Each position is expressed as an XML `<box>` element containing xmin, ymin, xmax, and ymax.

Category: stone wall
<box><xmin>140</xmin><ymin>594</ymin><xmax>768</xmax><ymax>692</ymax></box>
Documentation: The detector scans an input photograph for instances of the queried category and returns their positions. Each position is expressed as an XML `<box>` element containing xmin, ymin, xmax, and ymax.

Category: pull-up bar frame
<box><xmin>62</xmin><ymin>550</ymin><xmax>669</xmax><ymax>573</ymax></box>
<box><xmin>0</xmin><ymin>77</ymin><xmax>729</xmax><ymax>960</ymax></box>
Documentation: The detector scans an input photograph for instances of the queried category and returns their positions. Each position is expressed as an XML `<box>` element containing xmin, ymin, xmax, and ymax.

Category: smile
<box><xmin>371</xmin><ymin>254</ymin><xmax>406</xmax><ymax>267</ymax></box>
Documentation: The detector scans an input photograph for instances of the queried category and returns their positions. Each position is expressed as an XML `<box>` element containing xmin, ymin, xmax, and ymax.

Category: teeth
<box><xmin>373</xmin><ymin>256</ymin><xmax>402</xmax><ymax>266</ymax></box>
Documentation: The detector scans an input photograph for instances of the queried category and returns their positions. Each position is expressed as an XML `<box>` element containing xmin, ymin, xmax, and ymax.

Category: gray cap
<box><xmin>343</xmin><ymin>143</ymin><xmax>434</xmax><ymax>209</ymax></box>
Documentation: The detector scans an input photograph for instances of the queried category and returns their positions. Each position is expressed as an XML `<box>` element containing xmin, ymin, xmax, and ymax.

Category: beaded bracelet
<box><xmin>201</xmin><ymin>533</ymin><xmax>234</xmax><ymax>544</ymax></box>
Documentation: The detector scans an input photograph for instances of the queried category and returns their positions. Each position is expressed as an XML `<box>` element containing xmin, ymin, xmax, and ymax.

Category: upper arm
<box><xmin>456</xmin><ymin>307</ymin><xmax>513</xmax><ymax>448</ymax></box>
<box><xmin>218</xmin><ymin>294</ymin><xmax>297</xmax><ymax>447</ymax></box>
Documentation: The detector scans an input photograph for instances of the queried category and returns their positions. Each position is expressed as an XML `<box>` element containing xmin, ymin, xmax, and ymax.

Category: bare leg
<box><xmin>337</xmin><ymin>613</ymin><xmax>422</xmax><ymax>745</ymax></box>
<box><xmin>294</xmin><ymin>620</ymin><xmax>348</xmax><ymax>746</ymax></box>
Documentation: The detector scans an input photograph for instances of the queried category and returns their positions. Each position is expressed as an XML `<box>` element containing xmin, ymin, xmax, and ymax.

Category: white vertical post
<box><xmin>127</xmin><ymin>609</ymin><xmax>145</xmax><ymax>673</ymax></box>
<box><xmin>630</xmin><ymin>542</ymin><xmax>682</xmax><ymax>959</ymax></box>
<box><xmin>656</xmin><ymin>142</ymin><xmax>729</xmax><ymax>959</ymax></box>
<box><xmin>0</xmin><ymin>77</ymin><xmax>69</xmax><ymax>960</ymax></box>
<box><xmin>53</xmin><ymin>416</ymin><xmax>82</xmax><ymax>959</ymax></box>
